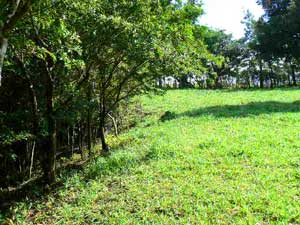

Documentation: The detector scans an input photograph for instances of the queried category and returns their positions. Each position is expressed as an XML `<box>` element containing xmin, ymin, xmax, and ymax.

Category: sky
<box><xmin>200</xmin><ymin>0</ymin><xmax>264</xmax><ymax>39</ymax></box>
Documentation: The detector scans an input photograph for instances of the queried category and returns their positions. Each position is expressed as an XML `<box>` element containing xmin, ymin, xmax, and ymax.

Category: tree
<box><xmin>78</xmin><ymin>0</ymin><xmax>208</xmax><ymax>153</ymax></box>
<box><xmin>203</xmin><ymin>29</ymin><xmax>243</xmax><ymax>88</ymax></box>
<box><xmin>2</xmin><ymin>0</ymin><xmax>85</xmax><ymax>183</ymax></box>
<box><xmin>0</xmin><ymin>0</ymin><xmax>39</xmax><ymax>86</ymax></box>
<box><xmin>0</xmin><ymin>0</ymin><xmax>211</xmax><ymax>186</ymax></box>
<box><xmin>256</xmin><ymin>0</ymin><xmax>300</xmax><ymax>86</ymax></box>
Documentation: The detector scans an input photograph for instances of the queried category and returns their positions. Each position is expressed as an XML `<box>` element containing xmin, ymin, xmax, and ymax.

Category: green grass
<box><xmin>3</xmin><ymin>88</ymin><xmax>300</xmax><ymax>224</ymax></box>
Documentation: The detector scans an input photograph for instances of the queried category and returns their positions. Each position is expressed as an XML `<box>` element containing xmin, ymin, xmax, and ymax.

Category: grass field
<box><xmin>3</xmin><ymin>89</ymin><xmax>300</xmax><ymax>224</ymax></box>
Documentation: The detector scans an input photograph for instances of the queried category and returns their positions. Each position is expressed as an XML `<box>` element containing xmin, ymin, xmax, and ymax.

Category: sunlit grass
<box><xmin>4</xmin><ymin>88</ymin><xmax>300</xmax><ymax>224</ymax></box>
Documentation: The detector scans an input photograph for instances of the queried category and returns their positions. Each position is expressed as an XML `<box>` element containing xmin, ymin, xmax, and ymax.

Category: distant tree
<box><xmin>256</xmin><ymin>0</ymin><xmax>300</xmax><ymax>86</ymax></box>
<box><xmin>203</xmin><ymin>29</ymin><xmax>243</xmax><ymax>88</ymax></box>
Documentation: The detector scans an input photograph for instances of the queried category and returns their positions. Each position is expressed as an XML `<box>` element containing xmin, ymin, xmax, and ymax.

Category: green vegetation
<box><xmin>2</xmin><ymin>1</ymin><xmax>300</xmax><ymax>224</ymax></box>
<box><xmin>2</xmin><ymin>0</ymin><xmax>300</xmax><ymax>188</ymax></box>
<box><xmin>1</xmin><ymin>0</ymin><xmax>209</xmax><ymax>185</ymax></box>
<box><xmin>4</xmin><ymin>89</ymin><xmax>300</xmax><ymax>224</ymax></box>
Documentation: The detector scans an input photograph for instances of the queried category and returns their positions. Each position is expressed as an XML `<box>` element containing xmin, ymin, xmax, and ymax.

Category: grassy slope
<box><xmin>4</xmin><ymin>89</ymin><xmax>300</xmax><ymax>224</ymax></box>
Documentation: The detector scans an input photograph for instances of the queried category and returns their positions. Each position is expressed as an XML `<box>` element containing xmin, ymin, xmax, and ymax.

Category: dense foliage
<box><xmin>0</xmin><ymin>0</ymin><xmax>211</xmax><ymax>186</ymax></box>
<box><xmin>1</xmin><ymin>1</ymin><xmax>300</xmax><ymax>224</ymax></box>
<box><xmin>1</xmin><ymin>0</ymin><xmax>300</xmax><ymax>194</ymax></box>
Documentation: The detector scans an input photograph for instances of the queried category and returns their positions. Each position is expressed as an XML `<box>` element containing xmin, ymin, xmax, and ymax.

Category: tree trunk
<box><xmin>259</xmin><ymin>59</ymin><xmax>264</xmax><ymax>88</ymax></box>
<box><xmin>180</xmin><ymin>75</ymin><xmax>189</xmax><ymax>88</ymax></box>
<box><xmin>247</xmin><ymin>77</ymin><xmax>251</xmax><ymax>89</ymax></box>
<box><xmin>214</xmin><ymin>75</ymin><xmax>222</xmax><ymax>89</ymax></box>
<box><xmin>67</xmin><ymin>126</ymin><xmax>70</xmax><ymax>146</ymax></box>
<box><xmin>87</xmin><ymin>84</ymin><xmax>92</xmax><ymax>158</ymax></box>
<box><xmin>87</xmin><ymin>111</ymin><xmax>92</xmax><ymax>157</ymax></box>
<box><xmin>28</xmin><ymin>79</ymin><xmax>39</xmax><ymax>179</ymax></box>
<box><xmin>108</xmin><ymin>113</ymin><xmax>118</xmax><ymax>136</ymax></box>
<box><xmin>270</xmin><ymin>78</ymin><xmax>274</xmax><ymax>89</ymax></box>
<box><xmin>268</xmin><ymin>61</ymin><xmax>274</xmax><ymax>89</ymax></box>
<box><xmin>71</xmin><ymin>126</ymin><xmax>75</xmax><ymax>155</ymax></box>
<box><xmin>158</xmin><ymin>78</ymin><xmax>163</xmax><ymax>88</ymax></box>
<box><xmin>99</xmin><ymin>114</ymin><xmax>109</xmax><ymax>155</ymax></box>
<box><xmin>99</xmin><ymin>91</ymin><xmax>109</xmax><ymax>155</ymax></box>
<box><xmin>78</xmin><ymin>121</ymin><xmax>84</xmax><ymax>160</ymax></box>
<box><xmin>43</xmin><ymin>114</ymin><xmax>56</xmax><ymax>184</ymax></box>
<box><xmin>93</xmin><ymin>128</ymin><xmax>97</xmax><ymax>146</ymax></box>
<box><xmin>291</xmin><ymin>63</ymin><xmax>297</xmax><ymax>86</ymax></box>
<box><xmin>0</xmin><ymin>36</ymin><xmax>8</xmax><ymax>86</ymax></box>
<box><xmin>43</xmin><ymin>69</ymin><xmax>56</xmax><ymax>184</ymax></box>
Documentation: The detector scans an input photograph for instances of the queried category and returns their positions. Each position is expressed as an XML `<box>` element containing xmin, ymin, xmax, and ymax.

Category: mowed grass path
<box><xmin>6</xmin><ymin>89</ymin><xmax>300</xmax><ymax>224</ymax></box>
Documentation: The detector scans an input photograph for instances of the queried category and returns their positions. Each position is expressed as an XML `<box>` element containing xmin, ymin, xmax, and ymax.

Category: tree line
<box><xmin>159</xmin><ymin>0</ymin><xmax>300</xmax><ymax>89</ymax></box>
<box><xmin>1</xmin><ymin>0</ymin><xmax>299</xmax><ymax>188</ymax></box>
<box><xmin>0</xmin><ymin>0</ymin><xmax>210</xmax><ymax>187</ymax></box>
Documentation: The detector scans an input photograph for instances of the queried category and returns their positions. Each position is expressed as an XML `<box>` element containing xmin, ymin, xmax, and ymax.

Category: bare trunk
<box><xmin>28</xmin><ymin>80</ymin><xmax>38</xmax><ymax>179</ymax></box>
<box><xmin>43</xmin><ymin>113</ymin><xmax>56</xmax><ymax>184</ymax></box>
<box><xmin>71</xmin><ymin>126</ymin><xmax>75</xmax><ymax>155</ymax></box>
<box><xmin>43</xmin><ymin>69</ymin><xmax>56</xmax><ymax>184</ymax></box>
<box><xmin>214</xmin><ymin>75</ymin><xmax>222</xmax><ymax>89</ymax></box>
<box><xmin>67</xmin><ymin>126</ymin><xmax>70</xmax><ymax>146</ymax></box>
<box><xmin>180</xmin><ymin>75</ymin><xmax>189</xmax><ymax>88</ymax></box>
<box><xmin>29</xmin><ymin>141</ymin><xmax>36</xmax><ymax>178</ymax></box>
<box><xmin>87</xmin><ymin>113</ymin><xmax>92</xmax><ymax>157</ymax></box>
<box><xmin>87</xmin><ymin>84</ymin><xmax>92</xmax><ymax>157</ymax></box>
<box><xmin>99</xmin><ymin>114</ymin><xmax>109</xmax><ymax>155</ymax></box>
<box><xmin>108</xmin><ymin>113</ymin><xmax>118</xmax><ymax>136</ymax></box>
<box><xmin>270</xmin><ymin>78</ymin><xmax>274</xmax><ymax>89</ymax></box>
<box><xmin>0</xmin><ymin>36</ymin><xmax>8</xmax><ymax>86</ymax></box>
<box><xmin>158</xmin><ymin>78</ymin><xmax>163</xmax><ymax>88</ymax></box>
<box><xmin>0</xmin><ymin>0</ymin><xmax>34</xmax><ymax>86</ymax></box>
<box><xmin>93</xmin><ymin>128</ymin><xmax>97</xmax><ymax>146</ymax></box>
<box><xmin>78</xmin><ymin>121</ymin><xmax>84</xmax><ymax>160</ymax></box>
<box><xmin>268</xmin><ymin>61</ymin><xmax>274</xmax><ymax>89</ymax></box>
<box><xmin>291</xmin><ymin>63</ymin><xmax>297</xmax><ymax>86</ymax></box>
<box><xmin>99</xmin><ymin>91</ymin><xmax>109</xmax><ymax>155</ymax></box>
<box><xmin>259</xmin><ymin>59</ymin><xmax>264</xmax><ymax>88</ymax></box>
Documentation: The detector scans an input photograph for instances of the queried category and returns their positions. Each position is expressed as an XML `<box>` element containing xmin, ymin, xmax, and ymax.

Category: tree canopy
<box><xmin>1</xmin><ymin>0</ymin><xmax>300</xmax><ymax>188</ymax></box>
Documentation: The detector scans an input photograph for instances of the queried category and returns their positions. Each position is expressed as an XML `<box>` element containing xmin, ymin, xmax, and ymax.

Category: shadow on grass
<box><xmin>0</xmin><ymin>160</ymin><xmax>88</xmax><ymax>217</ymax></box>
<box><xmin>160</xmin><ymin>101</ymin><xmax>300</xmax><ymax>121</ymax></box>
<box><xmin>0</xmin><ymin>139</ymin><xmax>164</xmax><ymax>223</ymax></box>
<box><xmin>159</xmin><ymin>87</ymin><xmax>300</xmax><ymax>93</ymax></box>
<box><xmin>217</xmin><ymin>87</ymin><xmax>300</xmax><ymax>93</ymax></box>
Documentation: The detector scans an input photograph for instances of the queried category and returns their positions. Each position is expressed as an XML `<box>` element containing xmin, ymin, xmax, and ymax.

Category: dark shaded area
<box><xmin>219</xmin><ymin>87</ymin><xmax>300</xmax><ymax>93</ymax></box>
<box><xmin>0</xmin><ymin>139</ymin><xmax>162</xmax><ymax>222</ymax></box>
<box><xmin>160</xmin><ymin>101</ymin><xmax>300</xmax><ymax>121</ymax></box>
<box><xmin>159</xmin><ymin>87</ymin><xmax>300</xmax><ymax>92</ymax></box>
<box><xmin>0</xmin><ymin>160</ymin><xmax>87</xmax><ymax>217</ymax></box>
<box><xmin>160</xmin><ymin>111</ymin><xmax>177</xmax><ymax>122</ymax></box>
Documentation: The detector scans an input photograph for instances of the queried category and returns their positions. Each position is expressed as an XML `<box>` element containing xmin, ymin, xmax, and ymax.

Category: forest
<box><xmin>1</xmin><ymin>0</ymin><xmax>300</xmax><ymax>224</ymax></box>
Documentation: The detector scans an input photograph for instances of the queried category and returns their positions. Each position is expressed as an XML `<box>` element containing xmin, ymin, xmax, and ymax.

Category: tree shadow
<box><xmin>160</xmin><ymin>101</ymin><xmax>300</xmax><ymax>120</ymax></box>
<box><xmin>0</xmin><ymin>139</ymin><xmax>163</xmax><ymax>222</ymax></box>
<box><xmin>218</xmin><ymin>87</ymin><xmax>300</xmax><ymax>93</ymax></box>
<box><xmin>0</xmin><ymin>159</ymin><xmax>91</xmax><ymax>220</ymax></box>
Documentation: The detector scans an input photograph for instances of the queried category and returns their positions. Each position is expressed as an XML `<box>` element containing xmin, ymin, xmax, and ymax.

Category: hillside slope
<box><xmin>4</xmin><ymin>89</ymin><xmax>300</xmax><ymax>224</ymax></box>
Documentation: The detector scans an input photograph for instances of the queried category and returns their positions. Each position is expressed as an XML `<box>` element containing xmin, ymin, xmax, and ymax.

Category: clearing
<box><xmin>4</xmin><ymin>89</ymin><xmax>300</xmax><ymax>224</ymax></box>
